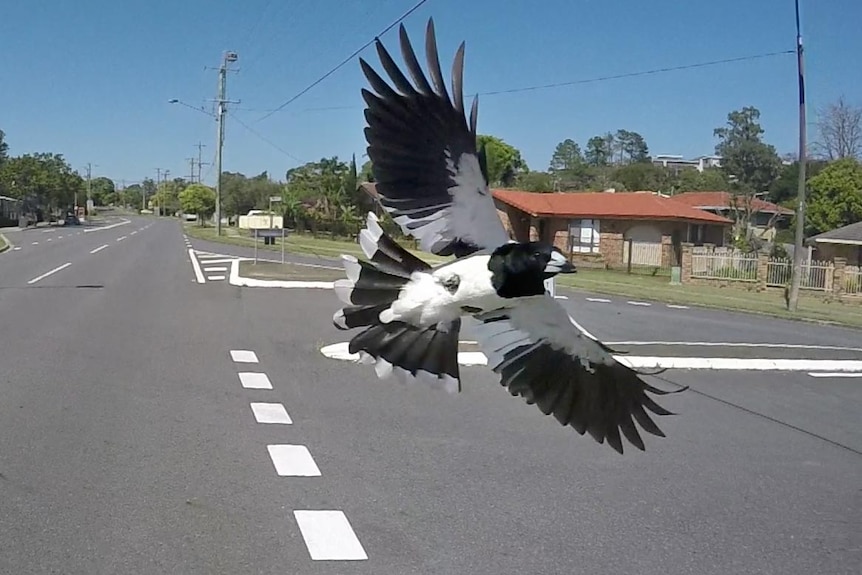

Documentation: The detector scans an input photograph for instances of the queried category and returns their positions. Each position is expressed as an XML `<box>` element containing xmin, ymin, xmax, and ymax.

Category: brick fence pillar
<box><xmin>756</xmin><ymin>253</ymin><xmax>769</xmax><ymax>291</ymax></box>
<box><xmin>680</xmin><ymin>243</ymin><xmax>693</xmax><ymax>284</ymax></box>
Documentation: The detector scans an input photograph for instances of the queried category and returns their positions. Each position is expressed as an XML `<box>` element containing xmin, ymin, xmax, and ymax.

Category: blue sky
<box><xmin>1</xmin><ymin>0</ymin><xmax>859</xmax><ymax>188</ymax></box>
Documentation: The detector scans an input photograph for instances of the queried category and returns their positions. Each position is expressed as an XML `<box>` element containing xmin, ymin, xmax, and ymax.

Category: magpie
<box><xmin>333</xmin><ymin>18</ymin><xmax>686</xmax><ymax>454</ymax></box>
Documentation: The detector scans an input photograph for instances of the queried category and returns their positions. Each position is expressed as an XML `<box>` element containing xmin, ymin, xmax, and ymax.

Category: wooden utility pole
<box><xmin>788</xmin><ymin>0</ymin><xmax>808</xmax><ymax>311</ymax></box>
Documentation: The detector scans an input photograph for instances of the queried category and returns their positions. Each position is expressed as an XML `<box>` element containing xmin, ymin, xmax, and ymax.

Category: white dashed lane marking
<box><xmin>238</xmin><ymin>372</ymin><xmax>272</xmax><ymax>389</ymax></box>
<box><xmin>267</xmin><ymin>445</ymin><xmax>321</xmax><ymax>476</ymax></box>
<box><xmin>294</xmin><ymin>510</ymin><xmax>368</xmax><ymax>561</ymax></box>
<box><xmin>585</xmin><ymin>297</ymin><xmax>611</xmax><ymax>303</ymax></box>
<box><xmin>627</xmin><ymin>301</ymin><xmax>651</xmax><ymax>306</ymax></box>
<box><xmin>250</xmin><ymin>402</ymin><xmax>293</xmax><ymax>424</ymax></box>
<box><xmin>207</xmin><ymin>275</ymin><xmax>226</xmax><ymax>281</ymax></box>
<box><xmin>90</xmin><ymin>244</ymin><xmax>108</xmax><ymax>254</ymax></box>
<box><xmin>27</xmin><ymin>262</ymin><xmax>71</xmax><ymax>285</ymax></box>
<box><xmin>667</xmin><ymin>304</ymin><xmax>690</xmax><ymax>309</ymax></box>
<box><xmin>230</xmin><ymin>349</ymin><xmax>259</xmax><ymax>363</ymax></box>
<box><xmin>204</xmin><ymin>266</ymin><xmax>228</xmax><ymax>272</ymax></box>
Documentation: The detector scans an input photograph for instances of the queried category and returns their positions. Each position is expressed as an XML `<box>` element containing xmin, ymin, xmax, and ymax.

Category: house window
<box><xmin>568</xmin><ymin>219</ymin><xmax>600</xmax><ymax>254</ymax></box>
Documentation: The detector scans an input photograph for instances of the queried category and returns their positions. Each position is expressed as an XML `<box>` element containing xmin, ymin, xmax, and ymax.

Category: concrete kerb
<box><xmin>0</xmin><ymin>232</ymin><xmax>13</xmax><ymax>253</ymax></box>
<box><xmin>228</xmin><ymin>259</ymin><xmax>335</xmax><ymax>289</ymax></box>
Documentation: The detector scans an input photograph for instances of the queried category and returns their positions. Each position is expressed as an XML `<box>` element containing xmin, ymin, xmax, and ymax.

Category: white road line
<box><xmin>204</xmin><ymin>266</ymin><xmax>228</xmax><ymax>272</ymax></box>
<box><xmin>130</xmin><ymin>230</ymin><xmax>137</xmax><ymax>235</ymax></box>
<box><xmin>83</xmin><ymin>219</ymin><xmax>130</xmax><ymax>233</ymax></box>
<box><xmin>808</xmin><ymin>372</ymin><xmax>862</xmax><ymax>378</ymax></box>
<box><xmin>294</xmin><ymin>510</ymin><xmax>368</xmax><ymax>561</ymax></box>
<box><xmin>627</xmin><ymin>301</ymin><xmax>652</xmax><ymax>306</ymax></box>
<box><xmin>585</xmin><ymin>297</ymin><xmax>611</xmax><ymax>303</ymax></box>
<box><xmin>250</xmin><ymin>403</ymin><xmax>293</xmax><ymax>424</ymax></box>
<box><xmin>31</xmin><ymin>242</ymin><xmax>38</xmax><ymax>245</ymax></box>
<box><xmin>12</xmin><ymin>247</ymin><xmax>21</xmax><ymax>251</ymax></box>
<box><xmin>195</xmin><ymin>258</ymin><xmax>239</xmax><ymax>264</ymax></box>
<box><xmin>238</xmin><ymin>372</ymin><xmax>272</xmax><ymax>389</ymax></box>
<box><xmin>605</xmin><ymin>341</ymin><xmax>862</xmax><ymax>352</ymax></box>
<box><xmin>27</xmin><ymin>262</ymin><xmax>71</xmax><ymax>285</ymax></box>
<box><xmin>230</xmin><ymin>349</ymin><xmax>259</xmax><ymax>363</ymax></box>
<box><xmin>116</xmin><ymin>236</ymin><xmax>127</xmax><ymax>242</ymax></box>
<box><xmin>57</xmin><ymin>235</ymin><xmax>63</xmax><ymax>239</ymax></box>
<box><xmin>319</xmin><ymin>342</ymin><xmax>862</xmax><ymax>372</ymax></box>
<box><xmin>267</xmin><ymin>445</ymin><xmax>321</xmax><ymax>476</ymax></box>
<box><xmin>207</xmin><ymin>275</ymin><xmax>226</xmax><ymax>281</ymax></box>
<box><xmin>89</xmin><ymin>244</ymin><xmax>109</xmax><ymax>254</ymax></box>
<box><xmin>667</xmin><ymin>304</ymin><xmax>690</xmax><ymax>309</ymax></box>
<box><xmin>46</xmin><ymin>238</ymin><xmax>52</xmax><ymax>242</ymax></box>
<box><xmin>187</xmin><ymin>248</ymin><xmax>206</xmax><ymax>284</ymax></box>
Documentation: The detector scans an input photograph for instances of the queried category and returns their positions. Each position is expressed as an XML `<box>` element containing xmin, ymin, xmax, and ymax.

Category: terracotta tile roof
<box><xmin>492</xmin><ymin>189</ymin><xmax>732</xmax><ymax>224</ymax></box>
<box><xmin>670</xmin><ymin>191</ymin><xmax>793</xmax><ymax>215</ymax></box>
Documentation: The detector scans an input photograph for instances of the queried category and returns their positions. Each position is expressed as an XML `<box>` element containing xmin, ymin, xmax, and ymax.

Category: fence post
<box><xmin>680</xmin><ymin>243</ymin><xmax>693</xmax><ymax>284</ymax></box>
<box><xmin>756</xmin><ymin>253</ymin><xmax>769</xmax><ymax>291</ymax></box>
<box><xmin>833</xmin><ymin>258</ymin><xmax>847</xmax><ymax>297</ymax></box>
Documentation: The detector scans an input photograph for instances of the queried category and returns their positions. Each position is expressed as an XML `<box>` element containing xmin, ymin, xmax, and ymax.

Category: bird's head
<box><xmin>489</xmin><ymin>242</ymin><xmax>576</xmax><ymax>298</ymax></box>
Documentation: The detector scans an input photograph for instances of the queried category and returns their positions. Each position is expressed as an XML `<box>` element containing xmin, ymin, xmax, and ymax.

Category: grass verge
<box><xmin>192</xmin><ymin>223</ymin><xmax>862</xmax><ymax>329</ymax></box>
<box><xmin>184</xmin><ymin>223</ymin><xmax>451</xmax><ymax>265</ymax></box>
<box><xmin>238</xmin><ymin>260</ymin><xmax>345</xmax><ymax>282</ymax></box>
<box><xmin>0</xmin><ymin>233</ymin><xmax>8</xmax><ymax>253</ymax></box>
<box><xmin>557</xmin><ymin>269</ymin><xmax>862</xmax><ymax>328</ymax></box>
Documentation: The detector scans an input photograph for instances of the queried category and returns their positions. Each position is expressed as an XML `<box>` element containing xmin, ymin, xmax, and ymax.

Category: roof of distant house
<box><xmin>808</xmin><ymin>221</ymin><xmax>862</xmax><ymax>245</ymax></box>
<box><xmin>492</xmin><ymin>189</ymin><xmax>732</xmax><ymax>224</ymax></box>
<box><xmin>670</xmin><ymin>191</ymin><xmax>793</xmax><ymax>216</ymax></box>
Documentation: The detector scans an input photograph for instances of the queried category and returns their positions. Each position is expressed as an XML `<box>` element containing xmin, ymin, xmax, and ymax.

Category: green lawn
<box><xmin>189</xmin><ymin>223</ymin><xmax>862</xmax><ymax>329</ymax></box>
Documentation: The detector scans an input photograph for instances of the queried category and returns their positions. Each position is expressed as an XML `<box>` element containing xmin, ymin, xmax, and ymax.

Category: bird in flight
<box><xmin>333</xmin><ymin>18</ymin><xmax>686</xmax><ymax>454</ymax></box>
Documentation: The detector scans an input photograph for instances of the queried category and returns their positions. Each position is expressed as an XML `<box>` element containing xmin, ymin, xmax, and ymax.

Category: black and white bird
<box><xmin>333</xmin><ymin>18</ymin><xmax>686</xmax><ymax>454</ymax></box>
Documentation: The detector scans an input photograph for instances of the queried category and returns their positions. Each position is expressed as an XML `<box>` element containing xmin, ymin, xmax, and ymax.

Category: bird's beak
<box><xmin>544</xmin><ymin>249</ymin><xmax>577</xmax><ymax>274</ymax></box>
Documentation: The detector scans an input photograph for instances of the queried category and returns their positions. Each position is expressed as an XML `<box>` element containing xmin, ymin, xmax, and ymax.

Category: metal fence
<box><xmin>691</xmin><ymin>247</ymin><xmax>758</xmax><ymax>282</ymax></box>
<box><xmin>846</xmin><ymin>265</ymin><xmax>862</xmax><ymax>297</ymax></box>
<box><xmin>765</xmin><ymin>258</ymin><xmax>834</xmax><ymax>291</ymax></box>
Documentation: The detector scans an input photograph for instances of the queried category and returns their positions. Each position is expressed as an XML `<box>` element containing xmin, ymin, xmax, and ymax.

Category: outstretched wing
<box><xmin>359</xmin><ymin>18</ymin><xmax>511</xmax><ymax>258</ymax></box>
<box><xmin>472</xmin><ymin>297</ymin><xmax>687</xmax><ymax>454</ymax></box>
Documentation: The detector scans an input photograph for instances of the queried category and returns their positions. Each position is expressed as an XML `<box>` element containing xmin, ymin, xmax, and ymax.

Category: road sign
<box><xmin>269</xmin><ymin>196</ymin><xmax>282</xmax><ymax>203</ymax></box>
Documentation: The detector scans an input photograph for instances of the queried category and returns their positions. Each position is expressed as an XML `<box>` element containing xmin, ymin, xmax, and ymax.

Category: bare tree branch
<box><xmin>816</xmin><ymin>97</ymin><xmax>862</xmax><ymax>160</ymax></box>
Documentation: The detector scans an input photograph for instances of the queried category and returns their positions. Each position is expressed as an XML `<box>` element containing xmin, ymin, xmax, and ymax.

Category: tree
<box><xmin>179</xmin><ymin>184</ymin><xmax>216</xmax><ymax>225</ymax></box>
<box><xmin>549</xmin><ymin>139</ymin><xmax>583</xmax><ymax>172</ymax></box>
<box><xmin>359</xmin><ymin>159</ymin><xmax>374</xmax><ymax>183</ymax></box>
<box><xmin>89</xmin><ymin>176</ymin><xmax>116</xmax><ymax>206</ymax></box>
<box><xmin>805</xmin><ymin>158</ymin><xmax>862</xmax><ymax>235</ymax></box>
<box><xmin>515</xmin><ymin>171</ymin><xmax>555</xmax><ymax>192</ymax></box>
<box><xmin>123</xmin><ymin>184</ymin><xmax>143</xmax><ymax>209</ymax></box>
<box><xmin>673</xmin><ymin>167</ymin><xmax>730</xmax><ymax>192</ymax></box>
<box><xmin>585</xmin><ymin>135</ymin><xmax>612</xmax><ymax>166</ymax></box>
<box><xmin>768</xmin><ymin>159</ymin><xmax>827</xmax><ymax>205</ymax></box>
<box><xmin>0</xmin><ymin>152</ymin><xmax>83</xmax><ymax>211</ymax></box>
<box><xmin>0</xmin><ymin>129</ymin><xmax>8</xmax><ymax>167</ymax></box>
<box><xmin>714</xmin><ymin>106</ymin><xmax>782</xmax><ymax>194</ymax></box>
<box><xmin>476</xmin><ymin>135</ymin><xmax>527</xmax><ymax>186</ymax></box>
<box><xmin>815</xmin><ymin>97</ymin><xmax>862</xmax><ymax>160</ymax></box>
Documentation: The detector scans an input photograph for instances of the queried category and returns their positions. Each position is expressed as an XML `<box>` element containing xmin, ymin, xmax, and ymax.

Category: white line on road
<box><xmin>130</xmin><ymin>230</ymin><xmax>137</xmax><ymax>235</ymax></box>
<box><xmin>605</xmin><ymin>341</ymin><xmax>862</xmax><ymax>352</ymax></box>
<box><xmin>204</xmin><ymin>266</ymin><xmax>228</xmax><ymax>272</ymax></box>
<box><xmin>808</xmin><ymin>372</ymin><xmax>862</xmax><ymax>378</ymax></box>
<box><xmin>89</xmin><ymin>244</ymin><xmax>109</xmax><ymax>254</ymax></box>
<box><xmin>207</xmin><ymin>275</ymin><xmax>226</xmax><ymax>281</ymax></box>
<box><xmin>627</xmin><ymin>301</ymin><xmax>652</xmax><ymax>306</ymax></box>
<box><xmin>230</xmin><ymin>349</ymin><xmax>259</xmax><ymax>363</ymax></box>
<box><xmin>116</xmin><ymin>235</ymin><xmax>127</xmax><ymax>242</ymax></box>
<box><xmin>57</xmin><ymin>235</ymin><xmax>63</xmax><ymax>239</ymax></box>
<box><xmin>187</xmin><ymin>248</ymin><xmax>205</xmax><ymax>284</ymax></box>
<box><xmin>667</xmin><ymin>304</ymin><xmax>690</xmax><ymax>309</ymax></box>
<box><xmin>12</xmin><ymin>247</ymin><xmax>21</xmax><ymax>251</ymax></box>
<box><xmin>320</xmin><ymin>342</ymin><xmax>862</xmax><ymax>372</ymax></box>
<box><xmin>294</xmin><ymin>510</ymin><xmax>368</xmax><ymax>561</ymax></box>
<box><xmin>46</xmin><ymin>238</ymin><xmax>52</xmax><ymax>242</ymax></box>
<box><xmin>267</xmin><ymin>445</ymin><xmax>321</xmax><ymax>476</ymax></box>
<box><xmin>83</xmin><ymin>219</ymin><xmax>130</xmax><ymax>233</ymax></box>
<box><xmin>585</xmin><ymin>297</ymin><xmax>611</xmax><ymax>303</ymax></box>
<box><xmin>238</xmin><ymin>372</ymin><xmax>272</xmax><ymax>389</ymax></box>
<box><xmin>31</xmin><ymin>242</ymin><xmax>38</xmax><ymax>245</ymax></box>
<box><xmin>251</xmin><ymin>403</ymin><xmax>293</xmax><ymax>424</ymax></box>
<box><xmin>27</xmin><ymin>262</ymin><xmax>71</xmax><ymax>285</ymax></box>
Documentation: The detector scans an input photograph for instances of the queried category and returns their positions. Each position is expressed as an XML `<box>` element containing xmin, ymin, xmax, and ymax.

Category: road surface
<box><xmin>1</xmin><ymin>216</ymin><xmax>859</xmax><ymax>574</ymax></box>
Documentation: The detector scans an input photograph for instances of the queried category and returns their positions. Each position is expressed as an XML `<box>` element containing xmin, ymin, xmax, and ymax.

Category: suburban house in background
<box><xmin>651</xmin><ymin>154</ymin><xmax>722</xmax><ymax>173</ymax></box>
<box><xmin>0</xmin><ymin>195</ymin><xmax>21</xmax><ymax>226</ymax></box>
<box><xmin>806</xmin><ymin>221</ymin><xmax>862</xmax><ymax>267</ymax></box>
<box><xmin>669</xmin><ymin>191</ymin><xmax>793</xmax><ymax>242</ymax></box>
<box><xmin>491</xmin><ymin>189</ymin><xmax>732</xmax><ymax>268</ymax></box>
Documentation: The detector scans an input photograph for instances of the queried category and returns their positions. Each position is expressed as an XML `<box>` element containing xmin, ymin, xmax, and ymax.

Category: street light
<box><xmin>168</xmin><ymin>98</ymin><xmax>215</xmax><ymax>118</ymax></box>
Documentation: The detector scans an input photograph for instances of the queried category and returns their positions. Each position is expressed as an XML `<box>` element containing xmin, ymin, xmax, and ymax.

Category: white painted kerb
<box><xmin>229</xmin><ymin>259</ymin><xmax>334</xmax><ymax>289</ymax></box>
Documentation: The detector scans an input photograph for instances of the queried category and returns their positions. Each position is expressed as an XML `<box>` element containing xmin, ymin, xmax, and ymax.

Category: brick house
<box><xmin>492</xmin><ymin>189</ymin><xmax>731</xmax><ymax>267</ymax></box>
<box><xmin>669</xmin><ymin>191</ymin><xmax>793</xmax><ymax>242</ymax></box>
<box><xmin>807</xmin><ymin>221</ymin><xmax>862</xmax><ymax>267</ymax></box>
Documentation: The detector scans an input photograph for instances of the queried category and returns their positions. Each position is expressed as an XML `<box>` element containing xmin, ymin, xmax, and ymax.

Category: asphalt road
<box><xmin>1</xmin><ymin>216</ymin><xmax>859</xmax><ymax>574</ymax></box>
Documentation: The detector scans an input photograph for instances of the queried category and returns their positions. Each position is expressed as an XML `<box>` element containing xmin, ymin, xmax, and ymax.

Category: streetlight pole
<box><xmin>788</xmin><ymin>0</ymin><xmax>808</xmax><ymax>311</ymax></box>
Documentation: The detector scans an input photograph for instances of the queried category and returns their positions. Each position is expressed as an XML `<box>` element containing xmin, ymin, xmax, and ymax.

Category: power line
<box><xmin>256</xmin><ymin>0</ymin><xmax>431</xmax><ymax>123</ymax></box>
<box><xmin>252</xmin><ymin>49</ymin><xmax>794</xmax><ymax>118</ymax></box>
<box><xmin>479</xmin><ymin>50</ymin><xmax>795</xmax><ymax>96</ymax></box>
<box><xmin>228</xmin><ymin>111</ymin><xmax>304</xmax><ymax>163</ymax></box>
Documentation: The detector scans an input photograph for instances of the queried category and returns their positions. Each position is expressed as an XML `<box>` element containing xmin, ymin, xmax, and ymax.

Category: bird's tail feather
<box><xmin>332</xmin><ymin>212</ymin><xmax>462</xmax><ymax>393</ymax></box>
